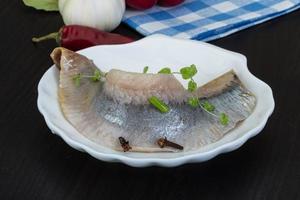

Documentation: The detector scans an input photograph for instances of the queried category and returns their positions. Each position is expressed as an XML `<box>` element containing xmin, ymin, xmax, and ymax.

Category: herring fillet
<box><xmin>51</xmin><ymin>47</ymin><xmax>256</xmax><ymax>152</ymax></box>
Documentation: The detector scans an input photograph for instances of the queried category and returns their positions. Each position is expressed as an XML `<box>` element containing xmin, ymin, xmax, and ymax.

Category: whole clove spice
<box><xmin>118</xmin><ymin>137</ymin><xmax>132</xmax><ymax>152</ymax></box>
<box><xmin>157</xmin><ymin>137</ymin><xmax>184</xmax><ymax>150</ymax></box>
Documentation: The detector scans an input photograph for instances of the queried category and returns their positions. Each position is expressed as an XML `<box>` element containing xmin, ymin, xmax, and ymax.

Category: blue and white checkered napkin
<box><xmin>123</xmin><ymin>0</ymin><xmax>300</xmax><ymax>41</ymax></box>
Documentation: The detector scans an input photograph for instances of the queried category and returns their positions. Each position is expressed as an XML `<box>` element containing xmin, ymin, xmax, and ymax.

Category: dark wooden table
<box><xmin>1</xmin><ymin>1</ymin><xmax>300</xmax><ymax>200</ymax></box>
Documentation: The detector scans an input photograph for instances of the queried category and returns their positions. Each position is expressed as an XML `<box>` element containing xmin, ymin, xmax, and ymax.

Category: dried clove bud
<box><xmin>157</xmin><ymin>137</ymin><xmax>184</xmax><ymax>150</ymax></box>
<box><xmin>119</xmin><ymin>137</ymin><xmax>132</xmax><ymax>152</ymax></box>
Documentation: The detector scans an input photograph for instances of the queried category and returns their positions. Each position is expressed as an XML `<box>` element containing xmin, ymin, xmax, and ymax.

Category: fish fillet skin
<box><xmin>104</xmin><ymin>69</ymin><xmax>187</xmax><ymax>105</ymax></box>
<box><xmin>51</xmin><ymin>47</ymin><xmax>256</xmax><ymax>152</ymax></box>
<box><xmin>104</xmin><ymin>68</ymin><xmax>238</xmax><ymax>105</ymax></box>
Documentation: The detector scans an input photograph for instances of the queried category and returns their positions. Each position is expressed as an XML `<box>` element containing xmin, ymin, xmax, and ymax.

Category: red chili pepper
<box><xmin>32</xmin><ymin>25</ymin><xmax>134</xmax><ymax>51</ymax></box>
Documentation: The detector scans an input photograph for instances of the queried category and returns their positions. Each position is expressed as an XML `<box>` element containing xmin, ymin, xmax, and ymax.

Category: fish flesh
<box><xmin>51</xmin><ymin>47</ymin><xmax>256</xmax><ymax>152</ymax></box>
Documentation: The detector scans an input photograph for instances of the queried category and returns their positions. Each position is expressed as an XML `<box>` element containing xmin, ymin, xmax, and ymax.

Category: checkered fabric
<box><xmin>123</xmin><ymin>0</ymin><xmax>300</xmax><ymax>41</ymax></box>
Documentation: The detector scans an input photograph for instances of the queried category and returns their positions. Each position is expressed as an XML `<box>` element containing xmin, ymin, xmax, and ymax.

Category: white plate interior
<box><xmin>38</xmin><ymin>35</ymin><xmax>274</xmax><ymax>167</ymax></box>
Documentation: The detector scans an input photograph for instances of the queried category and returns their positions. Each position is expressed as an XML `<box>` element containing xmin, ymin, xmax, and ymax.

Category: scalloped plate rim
<box><xmin>37</xmin><ymin>34</ymin><xmax>274</xmax><ymax>167</ymax></box>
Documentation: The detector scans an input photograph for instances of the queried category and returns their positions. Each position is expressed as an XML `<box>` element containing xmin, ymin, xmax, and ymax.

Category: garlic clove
<box><xmin>59</xmin><ymin>0</ymin><xmax>125</xmax><ymax>32</ymax></box>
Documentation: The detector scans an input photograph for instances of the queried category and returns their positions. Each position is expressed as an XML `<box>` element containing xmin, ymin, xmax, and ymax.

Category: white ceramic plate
<box><xmin>37</xmin><ymin>34</ymin><xmax>274</xmax><ymax>167</ymax></box>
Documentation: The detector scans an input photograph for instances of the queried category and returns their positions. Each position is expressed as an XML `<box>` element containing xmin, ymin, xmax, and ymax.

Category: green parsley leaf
<box><xmin>72</xmin><ymin>74</ymin><xmax>82</xmax><ymax>87</ymax></box>
<box><xmin>148</xmin><ymin>96</ymin><xmax>170</xmax><ymax>113</ymax></box>
<box><xmin>219</xmin><ymin>113</ymin><xmax>229</xmax><ymax>126</ymax></box>
<box><xmin>187</xmin><ymin>97</ymin><xmax>199</xmax><ymax>108</ymax></box>
<box><xmin>201</xmin><ymin>101</ymin><xmax>215</xmax><ymax>112</ymax></box>
<box><xmin>158</xmin><ymin>67</ymin><xmax>171</xmax><ymax>74</ymax></box>
<box><xmin>143</xmin><ymin>66</ymin><xmax>149</xmax><ymax>74</ymax></box>
<box><xmin>23</xmin><ymin>0</ymin><xmax>59</xmax><ymax>11</ymax></box>
<box><xmin>91</xmin><ymin>69</ymin><xmax>101</xmax><ymax>82</ymax></box>
<box><xmin>180</xmin><ymin>64</ymin><xmax>197</xmax><ymax>80</ymax></box>
<box><xmin>188</xmin><ymin>80</ymin><xmax>197</xmax><ymax>92</ymax></box>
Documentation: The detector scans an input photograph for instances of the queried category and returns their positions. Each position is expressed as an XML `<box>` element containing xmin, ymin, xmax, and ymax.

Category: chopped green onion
<box><xmin>187</xmin><ymin>97</ymin><xmax>199</xmax><ymax>108</ymax></box>
<box><xmin>148</xmin><ymin>96</ymin><xmax>170</xmax><ymax>113</ymax></box>
<box><xmin>143</xmin><ymin>66</ymin><xmax>149</xmax><ymax>73</ymax></box>
<box><xmin>158</xmin><ymin>67</ymin><xmax>171</xmax><ymax>74</ymax></box>
<box><xmin>219</xmin><ymin>113</ymin><xmax>229</xmax><ymax>126</ymax></box>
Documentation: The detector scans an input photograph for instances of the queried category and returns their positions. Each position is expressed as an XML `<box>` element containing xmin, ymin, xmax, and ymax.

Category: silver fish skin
<box><xmin>51</xmin><ymin>47</ymin><xmax>256</xmax><ymax>152</ymax></box>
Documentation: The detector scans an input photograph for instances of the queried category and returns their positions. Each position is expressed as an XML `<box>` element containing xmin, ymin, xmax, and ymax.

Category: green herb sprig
<box><xmin>201</xmin><ymin>101</ymin><xmax>215</xmax><ymax>112</ymax></box>
<box><xmin>150</xmin><ymin>64</ymin><xmax>199</xmax><ymax>112</ymax></box>
<box><xmin>158</xmin><ymin>67</ymin><xmax>171</xmax><ymax>74</ymax></box>
<box><xmin>72</xmin><ymin>73</ymin><xmax>82</xmax><ymax>87</ymax></box>
<box><xmin>180</xmin><ymin>64</ymin><xmax>197</xmax><ymax>80</ymax></box>
<box><xmin>72</xmin><ymin>69</ymin><xmax>101</xmax><ymax>87</ymax></box>
<box><xmin>219</xmin><ymin>113</ymin><xmax>229</xmax><ymax>125</ymax></box>
<box><xmin>147</xmin><ymin>65</ymin><xmax>230</xmax><ymax>126</ymax></box>
<box><xmin>143</xmin><ymin>66</ymin><xmax>149</xmax><ymax>73</ymax></box>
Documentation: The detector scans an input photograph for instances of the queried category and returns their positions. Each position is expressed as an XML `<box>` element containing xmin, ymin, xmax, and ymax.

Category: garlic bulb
<box><xmin>59</xmin><ymin>0</ymin><xmax>125</xmax><ymax>32</ymax></box>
